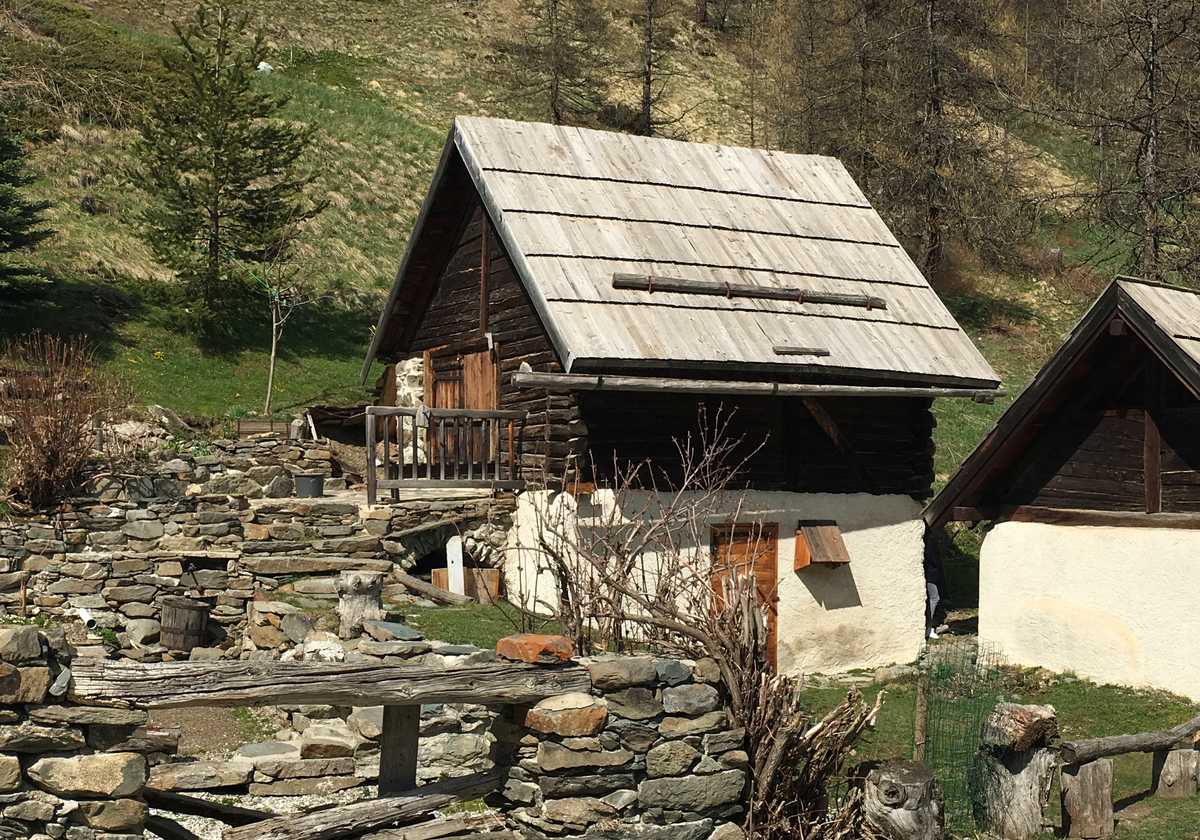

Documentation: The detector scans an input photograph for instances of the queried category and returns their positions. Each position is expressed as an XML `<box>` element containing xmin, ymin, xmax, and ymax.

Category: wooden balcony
<box><xmin>364</xmin><ymin>405</ymin><xmax>526</xmax><ymax>505</ymax></box>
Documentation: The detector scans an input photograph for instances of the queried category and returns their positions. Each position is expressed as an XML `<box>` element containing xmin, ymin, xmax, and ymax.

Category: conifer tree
<box><xmin>132</xmin><ymin>2</ymin><xmax>323</xmax><ymax>322</ymax></box>
<box><xmin>505</xmin><ymin>0</ymin><xmax>611</xmax><ymax>125</ymax></box>
<box><xmin>0</xmin><ymin>120</ymin><xmax>52</xmax><ymax>285</ymax></box>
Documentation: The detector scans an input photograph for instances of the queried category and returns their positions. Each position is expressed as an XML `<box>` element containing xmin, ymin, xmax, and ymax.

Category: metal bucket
<box><xmin>295</xmin><ymin>472</ymin><xmax>325</xmax><ymax>498</ymax></box>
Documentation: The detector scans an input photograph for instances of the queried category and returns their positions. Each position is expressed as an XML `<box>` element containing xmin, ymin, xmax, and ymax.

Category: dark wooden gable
<box><xmin>926</xmin><ymin>279</ymin><xmax>1200</xmax><ymax>526</ymax></box>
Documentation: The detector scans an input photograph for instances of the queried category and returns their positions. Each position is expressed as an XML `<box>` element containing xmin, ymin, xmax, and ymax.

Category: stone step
<box><xmin>239</xmin><ymin>555</ymin><xmax>394</xmax><ymax>575</ymax></box>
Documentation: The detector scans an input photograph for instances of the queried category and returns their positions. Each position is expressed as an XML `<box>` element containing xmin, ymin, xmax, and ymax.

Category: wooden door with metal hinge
<box><xmin>711</xmin><ymin>523</ymin><xmax>779</xmax><ymax>668</ymax></box>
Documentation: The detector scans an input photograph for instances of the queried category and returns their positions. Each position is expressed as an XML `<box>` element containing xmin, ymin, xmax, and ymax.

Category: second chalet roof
<box><xmin>365</xmin><ymin>116</ymin><xmax>1001</xmax><ymax>390</ymax></box>
<box><xmin>923</xmin><ymin>276</ymin><xmax>1200</xmax><ymax>527</ymax></box>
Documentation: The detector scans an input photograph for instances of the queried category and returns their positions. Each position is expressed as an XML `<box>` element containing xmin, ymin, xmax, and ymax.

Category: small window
<box><xmin>794</xmin><ymin>520</ymin><xmax>850</xmax><ymax>571</ymax></box>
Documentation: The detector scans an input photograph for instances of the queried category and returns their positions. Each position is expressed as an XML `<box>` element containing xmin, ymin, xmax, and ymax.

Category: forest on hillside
<box><xmin>0</xmin><ymin>0</ymin><xmax>1196</xmax><ymax>423</ymax></box>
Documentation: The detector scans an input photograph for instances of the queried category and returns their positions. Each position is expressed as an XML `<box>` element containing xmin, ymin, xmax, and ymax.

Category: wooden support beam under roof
<box><xmin>511</xmin><ymin>370</ymin><xmax>1004</xmax><ymax>400</ymax></box>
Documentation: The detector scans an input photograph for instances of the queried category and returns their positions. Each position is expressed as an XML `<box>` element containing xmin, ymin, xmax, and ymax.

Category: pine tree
<box><xmin>132</xmin><ymin>2</ymin><xmax>324</xmax><ymax>322</ymax></box>
<box><xmin>0</xmin><ymin>120</ymin><xmax>52</xmax><ymax>285</ymax></box>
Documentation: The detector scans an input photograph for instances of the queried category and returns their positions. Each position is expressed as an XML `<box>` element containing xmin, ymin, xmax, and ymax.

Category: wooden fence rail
<box><xmin>365</xmin><ymin>405</ymin><xmax>526</xmax><ymax>505</ymax></box>
<box><xmin>69</xmin><ymin>658</ymin><xmax>590</xmax><ymax>708</ymax></box>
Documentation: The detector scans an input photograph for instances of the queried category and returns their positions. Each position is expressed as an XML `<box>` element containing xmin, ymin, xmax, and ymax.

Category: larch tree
<box><xmin>633</xmin><ymin>0</ymin><xmax>683</xmax><ymax>136</ymax></box>
<box><xmin>1041</xmin><ymin>0</ymin><xmax>1200</xmax><ymax>282</ymax></box>
<box><xmin>0</xmin><ymin>118</ymin><xmax>52</xmax><ymax>286</ymax></box>
<box><xmin>132</xmin><ymin>2</ymin><xmax>324</xmax><ymax>325</ymax></box>
<box><xmin>504</xmin><ymin>0</ymin><xmax>611</xmax><ymax>125</ymax></box>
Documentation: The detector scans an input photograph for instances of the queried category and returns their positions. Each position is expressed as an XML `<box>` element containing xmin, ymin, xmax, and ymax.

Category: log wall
<box><xmin>409</xmin><ymin>202</ymin><xmax>582</xmax><ymax>485</ymax></box>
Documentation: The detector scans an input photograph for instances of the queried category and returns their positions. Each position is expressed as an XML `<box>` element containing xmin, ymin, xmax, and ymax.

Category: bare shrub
<box><xmin>514</xmin><ymin>406</ymin><xmax>884</xmax><ymax>839</ymax></box>
<box><xmin>0</xmin><ymin>332</ymin><xmax>130</xmax><ymax>509</ymax></box>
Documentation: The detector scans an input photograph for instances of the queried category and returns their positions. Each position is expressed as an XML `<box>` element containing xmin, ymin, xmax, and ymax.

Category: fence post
<box><xmin>379</xmin><ymin>705</ymin><xmax>421</xmax><ymax>795</ymax></box>
<box><xmin>1061</xmin><ymin>759</ymin><xmax>1114</xmax><ymax>839</ymax></box>
<box><xmin>1152</xmin><ymin>748</ymin><xmax>1199</xmax><ymax>799</ymax></box>
<box><xmin>365</xmin><ymin>410</ymin><xmax>377</xmax><ymax>507</ymax></box>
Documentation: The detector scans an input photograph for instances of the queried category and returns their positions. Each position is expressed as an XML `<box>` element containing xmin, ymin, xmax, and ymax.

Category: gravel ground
<box><xmin>149</xmin><ymin>707</ymin><xmax>259</xmax><ymax>758</ymax></box>
<box><xmin>147</xmin><ymin>785</ymin><xmax>380</xmax><ymax>839</ymax></box>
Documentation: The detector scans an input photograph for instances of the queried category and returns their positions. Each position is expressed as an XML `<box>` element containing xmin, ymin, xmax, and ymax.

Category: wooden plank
<box><xmin>368</xmin><ymin>406</ymin><xmax>525</xmax><ymax>421</ymax></box>
<box><xmin>1061</xmin><ymin>760</ymin><xmax>1114</xmax><ymax>839</ymax></box>
<box><xmin>1145</xmin><ymin>410</ymin><xmax>1162</xmax><ymax>513</ymax></box>
<box><xmin>797</xmin><ymin>522</ymin><xmax>851</xmax><ymax>566</ymax></box>
<box><xmin>379</xmin><ymin>706</ymin><xmax>420</xmax><ymax>795</ymax></box>
<box><xmin>222</xmin><ymin>771</ymin><xmax>504</xmax><ymax>840</ymax></box>
<box><xmin>512</xmin><ymin>371</ymin><xmax>1001</xmax><ymax>400</ymax></box>
<box><xmin>69</xmin><ymin>659</ymin><xmax>591</xmax><ymax>709</ymax></box>
<box><xmin>366</xmin><ymin>411</ymin><xmax>378</xmax><ymax>507</ymax></box>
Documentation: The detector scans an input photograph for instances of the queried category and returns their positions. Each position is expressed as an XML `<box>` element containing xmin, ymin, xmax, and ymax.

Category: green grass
<box><xmin>232</xmin><ymin>706</ymin><xmax>278</xmax><ymax>743</ymax></box>
<box><xmin>800</xmin><ymin>672</ymin><xmax>1200</xmax><ymax>840</ymax></box>
<box><xmin>401</xmin><ymin>601</ymin><xmax>560</xmax><ymax>649</ymax></box>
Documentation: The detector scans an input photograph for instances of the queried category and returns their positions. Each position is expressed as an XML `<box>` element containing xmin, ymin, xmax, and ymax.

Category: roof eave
<box><xmin>359</xmin><ymin>126</ymin><xmax>460</xmax><ymax>385</ymax></box>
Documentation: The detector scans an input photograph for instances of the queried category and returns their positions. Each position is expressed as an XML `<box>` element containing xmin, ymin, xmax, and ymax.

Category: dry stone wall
<box><xmin>0</xmin><ymin>624</ymin><xmax>175</xmax><ymax>840</ymax></box>
<box><xmin>0</xmin><ymin>435</ymin><xmax>514</xmax><ymax>660</ymax></box>
<box><xmin>501</xmin><ymin>653</ymin><xmax>748</xmax><ymax>839</ymax></box>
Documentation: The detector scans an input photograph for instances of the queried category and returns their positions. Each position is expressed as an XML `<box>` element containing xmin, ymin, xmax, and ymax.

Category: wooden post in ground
<box><xmin>973</xmin><ymin>703</ymin><xmax>1059</xmax><ymax>840</ymax></box>
<box><xmin>366</xmin><ymin>410</ymin><xmax>378</xmax><ymax>507</ymax></box>
<box><xmin>379</xmin><ymin>705</ymin><xmax>421</xmax><ymax>795</ymax></box>
<box><xmin>1152</xmin><ymin>748</ymin><xmax>1198</xmax><ymax>799</ymax></box>
<box><xmin>913</xmin><ymin>671</ymin><xmax>928</xmax><ymax>763</ymax></box>
<box><xmin>336</xmin><ymin>571</ymin><xmax>386</xmax><ymax>639</ymax></box>
<box><xmin>1061</xmin><ymin>759</ymin><xmax>1114</xmax><ymax>839</ymax></box>
<box><xmin>862</xmin><ymin>760</ymin><xmax>944</xmax><ymax>840</ymax></box>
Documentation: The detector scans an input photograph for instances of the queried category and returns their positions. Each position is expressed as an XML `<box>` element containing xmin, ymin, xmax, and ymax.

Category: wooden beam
<box><xmin>511</xmin><ymin>371</ymin><xmax>1003</xmax><ymax>400</ymax></box>
<box><xmin>147</xmin><ymin>815</ymin><xmax>201</xmax><ymax>840</ymax></box>
<box><xmin>1060</xmin><ymin>713</ymin><xmax>1200</xmax><ymax>765</ymax></box>
<box><xmin>392</xmin><ymin>571</ymin><xmax>473</xmax><ymax>607</ymax></box>
<box><xmin>143</xmin><ymin>789</ymin><xmax>274</xmax><ymax>826</ymax></box>
<box><xmin>221</xmin><ymin>771</ymin><xmax>504</xmax><ymax>840</ymax></box>
<box><xmin>773</xmin><ymin>345</ymin><xmax>831</xmax><ymax>357</ymax></box>
<box><xmin>613</xmin><ymin>273</ymin><xmax>889</xmax><ymax>309</ymax></box>
<box><xmin>946</xmin><ymin>505</ymin><xmax>1200</xmax><ymax>530</ymax></box>
<box><xmin>69</xmin><ymin>659</ymin><xmax>591</xmax><ymax>709</ymax></box>
<box><xmin>479</xmin><ymin>220</ymin><xmax>490</xmax><ymax>333</ymax></box>
<box><xmin>379</xmin><ymin>706</ymin><xmax>420</xmax><ymax>795</ymax></box>
<box><xmin>362</xmin><ymin>815</ymin><xmax>513</xmax><ymax>839</ymax></box>
<box><xmin>1145</xmin><ymin>362</ymin><xmax>1163</xmax><ymax>513</ymax></box>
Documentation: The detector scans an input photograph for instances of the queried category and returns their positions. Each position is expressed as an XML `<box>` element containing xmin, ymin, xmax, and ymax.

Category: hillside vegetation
<box><xmin>0</xmin><ymin>0</ymin><xmax>1109</xmax><ymax>459</ymax></box>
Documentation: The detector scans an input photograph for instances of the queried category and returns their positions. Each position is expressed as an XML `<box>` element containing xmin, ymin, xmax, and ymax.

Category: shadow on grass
<box><xmin>941</xmin><ymin>290</ymin><xmax>1038</xmax><ymax>333</ymax></box>
<box><xmin>0</xmin><ymin>271</ymin><xmax>142</xmax><ymax>358</ymax></box>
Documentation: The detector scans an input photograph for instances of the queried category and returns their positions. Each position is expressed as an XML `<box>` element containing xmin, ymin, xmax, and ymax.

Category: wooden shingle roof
<box><xmin>365</xmin><ymin>117</ymin><xmax>1000</xmax><ymax>390</ymax></box>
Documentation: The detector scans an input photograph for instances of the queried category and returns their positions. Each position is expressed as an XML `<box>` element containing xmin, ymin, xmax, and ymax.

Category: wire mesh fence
<box><xmin>920</xmin><ymin>638</ymin><xmax>1007</xmax><ymax>834</ymax></box>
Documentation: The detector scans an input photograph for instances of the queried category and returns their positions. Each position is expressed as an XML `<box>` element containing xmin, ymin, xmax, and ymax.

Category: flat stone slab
<box><xmin>362</xmin><ymin>621</ymin><xmax>424</xmax><ymax>642</ymax></box>
<box><xmin>147</xmin><ymin>760</ymin><xmax>253</xmax><ymax>791</ymax></box>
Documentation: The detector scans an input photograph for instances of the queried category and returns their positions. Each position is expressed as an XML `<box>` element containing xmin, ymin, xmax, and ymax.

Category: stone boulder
<box><xmin>638</xmin><ymin>769</ymin><xmax>746</xmax><ymax>813</ymax></box>
<box><xmin>28</xmin><ymin>753</ymin><xmax>147</xmax><ymax>797</ymax></box>
<box><xmin>147</xmin><ymin>760</ymin><xmax>253</xmax><ymax>791</ymax></box>
<box><xmin>525</xmin><ymin>692</ymin><xmax>608</xmax><ymax>737</ymax></box>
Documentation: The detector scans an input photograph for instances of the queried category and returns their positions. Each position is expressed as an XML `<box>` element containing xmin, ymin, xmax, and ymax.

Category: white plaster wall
<box><xmin>504</xmin><ymin>490</ymin><xmax>927</xmax><ymax>676</ymax></box>
<box><xmin>980</xmin><ymin>521</ymin><xmax>1200</xmax><ymax>700</ymax></box>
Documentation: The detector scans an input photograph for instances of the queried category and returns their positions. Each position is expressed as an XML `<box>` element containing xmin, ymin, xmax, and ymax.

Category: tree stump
<box><xmin>863</xmin><ymin>760</ymin><xmax>944</xmax><ymax>840</ymax></box>
<box><xmin>973</xmin><ymin>703</ymin><xmax>1059</xmax><ymax>840</ymax></box>
<box><xmin>335</xmin><ymin>571</ymin><xmax>386</xmax><ymax>639</ymax></box>
<box><xmin>1061</xmin><ymin>759</ymin><xmax>1114</xmax><ymax>839</ymax></box>
<box><xmin>1152</xmin><ymin>748</ymin><xmax>1198</xmax><ymax>799</ymax></box>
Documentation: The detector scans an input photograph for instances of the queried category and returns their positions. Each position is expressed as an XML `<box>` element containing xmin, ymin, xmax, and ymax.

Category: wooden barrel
<box><xmin>160</xmin><ymin>596</ymin><xmax>209</xmax><ymax>652</ymax></box>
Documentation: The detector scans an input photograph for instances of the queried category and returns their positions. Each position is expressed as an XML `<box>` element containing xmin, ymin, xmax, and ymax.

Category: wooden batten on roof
<box><xmin>924</xmin><ymin>276</ymin><xmax>1200</xmax><ymax>529</ymax></box>
<box><xmin>364</xmin><ymin>116</ymin><xmax>1000</xmax><ymax>395</ymax></box>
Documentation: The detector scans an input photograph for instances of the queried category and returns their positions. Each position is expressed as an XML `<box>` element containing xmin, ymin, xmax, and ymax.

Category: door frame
<box><xmin>710</xmin><ymin>522</ymin><xmax>780</xmax><ymax>667</ymax></box>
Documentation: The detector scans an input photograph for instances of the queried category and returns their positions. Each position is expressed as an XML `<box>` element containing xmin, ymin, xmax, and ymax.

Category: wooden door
<box><xmin>711</xmin><ymin>523</ymin><xmax>779</xmax><ymax>667</ymax></box>
<box><xmin>423</xmin><ymin>347</ymin><xmax>499</xmax><ymax>466</ymax></box>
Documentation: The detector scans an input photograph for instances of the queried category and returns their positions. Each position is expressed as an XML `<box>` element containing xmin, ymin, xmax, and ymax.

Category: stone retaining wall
<box><xmin>0</xmin><ymin>436</ymin><xmax>514</xmax><ymax>660</ymax></box>
<box><xmin>501</xmin><ymin>653</ymin><xmax>747</xmax><ymax>839</ymax></box>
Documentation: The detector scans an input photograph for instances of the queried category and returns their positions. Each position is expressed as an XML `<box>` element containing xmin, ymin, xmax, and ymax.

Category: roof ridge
<box><xmin>1115</xmin><ymin>274</ymin><xmax>1200</xmax><ymax>297</ymax></box>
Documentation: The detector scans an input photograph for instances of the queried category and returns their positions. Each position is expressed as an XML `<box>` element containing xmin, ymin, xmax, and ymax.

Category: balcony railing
<box><xmin>365</xmin><ymin>406</ymin><xmax>527</xmax><ymax>505</ymax></box>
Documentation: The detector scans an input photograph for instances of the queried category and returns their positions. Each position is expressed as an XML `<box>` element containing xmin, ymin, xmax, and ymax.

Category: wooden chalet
<box><xmin>362</xmin><ymin>116</ymin><xmax>1001</xmax><ymax>675</ymax></box>
<box><xmin>926</xmin><ymin>276</ymin><xmax>1200</xmax><ymax>698</ymax></box>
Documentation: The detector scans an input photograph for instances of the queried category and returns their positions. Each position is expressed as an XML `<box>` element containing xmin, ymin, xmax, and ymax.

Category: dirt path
<box><xmin>149</xmin><ymin>706</ymin><xmax>259</xmax><ymax>758</ymax></box>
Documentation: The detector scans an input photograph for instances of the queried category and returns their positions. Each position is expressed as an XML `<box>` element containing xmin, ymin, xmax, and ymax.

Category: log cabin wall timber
<box><xmin>408</xmin><ymin>201</ymin><xmax>583</xmax><ymax>486</ymax></box>
<box><xmin>580</xmin><ymin>392</ymin><xmax>936</xmax><ymax>497</ymax></box>
<box><xmin>976</xmin><ymin>336</ymin><xmax>1200</xmax><ymax>515</ymax></box>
